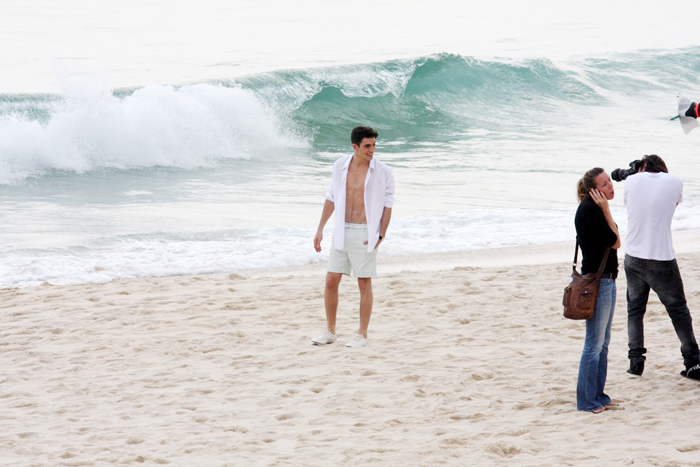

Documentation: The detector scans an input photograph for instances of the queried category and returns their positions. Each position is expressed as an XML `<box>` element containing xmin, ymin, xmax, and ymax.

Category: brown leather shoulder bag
<box><xmin>562</xmin><ymin>240</ymin><xmax>610</xmax><ymax>320</ymax></box>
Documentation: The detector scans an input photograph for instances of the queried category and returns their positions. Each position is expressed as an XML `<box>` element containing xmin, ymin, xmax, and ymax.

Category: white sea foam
<box><xmin>0</xmin><ymin>78</ymin><xmax>306</xmax><ymax>184</ymax></box>
<box><xmin>0</xmin><ymin>226</ymin><xmax>322</xmax><ymax>288</ymax></box>
<box><xmin>0</xmin><ymin>207</ymin><xmax>635</xmax><ymax>288</ymax></box>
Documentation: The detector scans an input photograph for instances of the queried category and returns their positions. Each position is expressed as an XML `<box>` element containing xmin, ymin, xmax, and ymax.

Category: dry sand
<box><xmin>3</xmin><ymin>234</ymin><xmax>700</xmax><ymax>466</ymax></box>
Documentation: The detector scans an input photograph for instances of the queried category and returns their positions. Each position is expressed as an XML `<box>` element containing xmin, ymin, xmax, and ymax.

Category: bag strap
<box><xmin>573</xmin><ymin>238</ymin><xmax>611</xmax><ymax>276</ymax></box>
<box><xmin>596</xmin><ymin>247</ymin><xmax>611</xmax><ymax>275</ymax></box>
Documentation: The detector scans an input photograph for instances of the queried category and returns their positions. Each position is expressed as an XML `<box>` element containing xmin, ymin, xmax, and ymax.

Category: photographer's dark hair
<box><xmin>351</xmin><ymin>126</ymin><xmax>379</xmax><ymax>146</ymax></box>
<box><xmin>577</xmin><ymin>167</ymin><xmax>604</xmax><ymax>202</ymax></box>
<box><xmin>641</xmin><ymin>154</ymin><xmax>668</xmax><ymax>173</ymax></box>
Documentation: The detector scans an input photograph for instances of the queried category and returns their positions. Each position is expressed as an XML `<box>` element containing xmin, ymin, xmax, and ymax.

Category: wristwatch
<box><xmin>379</xmin><ymin>235</ymin><xmax>384</xmax><ymax>240</ymax></box>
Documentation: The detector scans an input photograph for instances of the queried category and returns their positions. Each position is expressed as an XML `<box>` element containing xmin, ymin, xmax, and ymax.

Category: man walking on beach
<box><xmin>623</xmin><ymin>154</ymin><xmax>700</xmax><ymax>380</ymax></box>
<box><xmin>311</xmin><ymin>126</ymin><xmax>394</xmax><ymax>348</ymax></box>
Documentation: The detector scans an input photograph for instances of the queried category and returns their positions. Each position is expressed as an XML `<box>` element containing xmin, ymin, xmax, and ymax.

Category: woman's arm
<box><xmin>590</xmin><ymin>188</ymin><xmax>621</xmax><ymax>250</ymax></box>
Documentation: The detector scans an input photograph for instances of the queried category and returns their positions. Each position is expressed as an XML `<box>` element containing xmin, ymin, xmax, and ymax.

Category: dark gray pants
<box><xmin>625</xmin><ymin>254</ymin><xmax>699</xmax><ymax>368</ymax></box>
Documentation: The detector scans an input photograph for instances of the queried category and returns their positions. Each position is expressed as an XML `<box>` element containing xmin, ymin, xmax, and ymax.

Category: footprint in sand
<box><xmin>484</xmin><ymin>442</ymin><xmax>522</xmax><ymax>458</ymax></box>
<box><xmin>676</xmin><ymin>444</ymin><xmax>700</xmax><ymax>453</ymax></box>
<box><xmin>471</xmin><ymin>373</ymin><xmax>494</xmax><ymax>381</ymax></box>
<box><xmin>275</xmin><ymin>413</ymin><xmax>296</xmax><ymax>421</ymax></box>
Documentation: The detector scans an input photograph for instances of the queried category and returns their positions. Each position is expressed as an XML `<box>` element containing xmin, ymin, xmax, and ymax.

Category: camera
<box><xmin>611</xmin><ymin>159</ymin><xmax>642</xmax><ymax>182</ymax></box>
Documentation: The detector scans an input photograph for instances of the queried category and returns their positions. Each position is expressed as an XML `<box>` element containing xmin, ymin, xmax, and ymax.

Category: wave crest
<box><xmin>4</xmin><ymin>48</ymin><xmax>700</xmax><ymax>183</ymax></box>
<box><xmin>0</xmin><ymin>79</ymin><xmax>305</xmax><ymax>184</ymax></box>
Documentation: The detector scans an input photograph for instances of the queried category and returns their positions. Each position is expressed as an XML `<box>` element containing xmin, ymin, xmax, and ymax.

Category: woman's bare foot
<box><xmin>605</xmin><ymin>403</ymin><xmax>625</xmax><ymax>410</ymax></box>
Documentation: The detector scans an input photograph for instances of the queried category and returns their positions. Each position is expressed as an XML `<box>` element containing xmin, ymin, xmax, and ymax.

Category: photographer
<box><xmin>623</xmin><ymin>154</ymin><xmax>700</xmax><ymax>380</ymax></box>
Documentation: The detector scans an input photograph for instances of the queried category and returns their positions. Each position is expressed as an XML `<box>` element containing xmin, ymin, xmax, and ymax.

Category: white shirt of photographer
<box><xmin>624</xmin><ymin>172</ymin><xmax>683</xmax><ymax>261</ymax></box>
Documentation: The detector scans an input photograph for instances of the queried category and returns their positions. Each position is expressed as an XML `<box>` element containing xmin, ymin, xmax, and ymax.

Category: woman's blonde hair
<box><xmin>577</xmin><ymin>167</ymin><xmax>604</xmax><ymax>202</ymax></box>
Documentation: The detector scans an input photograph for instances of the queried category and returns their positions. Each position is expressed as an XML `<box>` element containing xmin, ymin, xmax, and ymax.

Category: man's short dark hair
<box><xmin>642</xmin><ymin>154</ymin><xmax>668</xmax><ymax>173</ymax></box>
<box><xmin>351</xmin><ymin>126</ymin><xmax>379</xmax><ymax>146</ymax></box>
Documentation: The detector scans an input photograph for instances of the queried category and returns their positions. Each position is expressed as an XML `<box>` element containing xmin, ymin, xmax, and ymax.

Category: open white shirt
<box><xmin>624</xmin><ymin>172</ymin><xmax>682</xmax><ymax>261</ymax></box>
<box><xmin>325</xmin><ymin>154</ymin><xmax>395</xmax><ymax>252</ymax></box>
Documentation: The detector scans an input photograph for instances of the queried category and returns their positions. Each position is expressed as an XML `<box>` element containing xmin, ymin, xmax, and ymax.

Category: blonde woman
<box><xmin>574</xmin><ymin>168</ymin><xmax>621</xmax><ymax>413</ymax></box>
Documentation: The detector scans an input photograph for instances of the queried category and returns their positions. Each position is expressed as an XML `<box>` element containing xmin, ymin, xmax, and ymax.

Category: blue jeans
<box><xmin>577</xmin><ymin>279</ymin><xmax>615</xmax><ymax>412</ymax></box>
<box><xmin>625</xmin><ymin>255</ymin><xmax>700</xmax><ymax>368</ymax></box>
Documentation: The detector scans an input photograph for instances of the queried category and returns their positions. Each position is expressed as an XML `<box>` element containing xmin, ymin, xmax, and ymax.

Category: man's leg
<box><xmin>647</xmin><ymin>259</ymin><xmax>700</xmax><ymax>368</ymax></box>
<box><xmin>625</xmin><ymin>255</ymin><xmax>650</xmax><ymax>368</ymax></box>
<box><xmin>357</xmin><ymin>277</ymin><xmax>373</xmax><ymax>338</ymax></box>
<box><xmin>324</xmin><ymin>272</ymin><xmax>343</xmax><ymax>334</ymax></box>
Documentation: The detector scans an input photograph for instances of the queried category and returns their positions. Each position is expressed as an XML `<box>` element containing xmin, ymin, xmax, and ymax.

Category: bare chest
<box><xmin>346</xmin><ymin>168</ymin><xmax>367</xmax><ymax>193</ymax></box>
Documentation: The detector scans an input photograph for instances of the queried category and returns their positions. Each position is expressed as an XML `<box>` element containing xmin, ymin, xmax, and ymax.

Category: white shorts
<box><xmin>328</xmin><ymin>223</ymin><xmax>378</xmax><ymax>278</ymax></box>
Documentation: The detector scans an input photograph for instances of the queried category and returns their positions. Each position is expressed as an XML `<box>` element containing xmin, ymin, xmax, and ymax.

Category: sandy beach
<box><xmin>3</xmin><ymin>234</ymin><xmax>700</xmax><ymax>466</ymax></box>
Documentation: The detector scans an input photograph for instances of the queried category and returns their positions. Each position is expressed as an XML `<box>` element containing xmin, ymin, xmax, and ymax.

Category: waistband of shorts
<box><xmin>344</xmin><ymin>223</ymin><xmax>368</xmax><ymax>229</ymax></box>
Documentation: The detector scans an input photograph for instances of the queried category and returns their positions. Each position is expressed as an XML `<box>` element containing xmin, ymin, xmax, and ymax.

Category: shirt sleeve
<box><xmin>325</xmin><ymin>161</ymin><xmax>339</xmax><ymax>203</ymax></box>
<box><xmin>384</xmin><ymin>167</ymin><xmax>395</xmax><ymax>208</ymax></box>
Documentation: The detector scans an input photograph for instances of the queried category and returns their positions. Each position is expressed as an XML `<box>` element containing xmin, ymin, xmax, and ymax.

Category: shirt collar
<box><xmin>344</xmin><ymin>154</ymin><xmax>376</xmax><ymax>171</ymax></box>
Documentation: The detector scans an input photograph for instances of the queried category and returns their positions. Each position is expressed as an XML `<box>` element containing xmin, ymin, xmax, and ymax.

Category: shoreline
<box><xmin>7</xmin><ymin>228</ymin><xmax>700</xmax><ymax>290</ymax></box>
<box><xmin>245</xmin><ymin>227</ymin><xmax>700</xmax><ymax>280</ymax></box>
